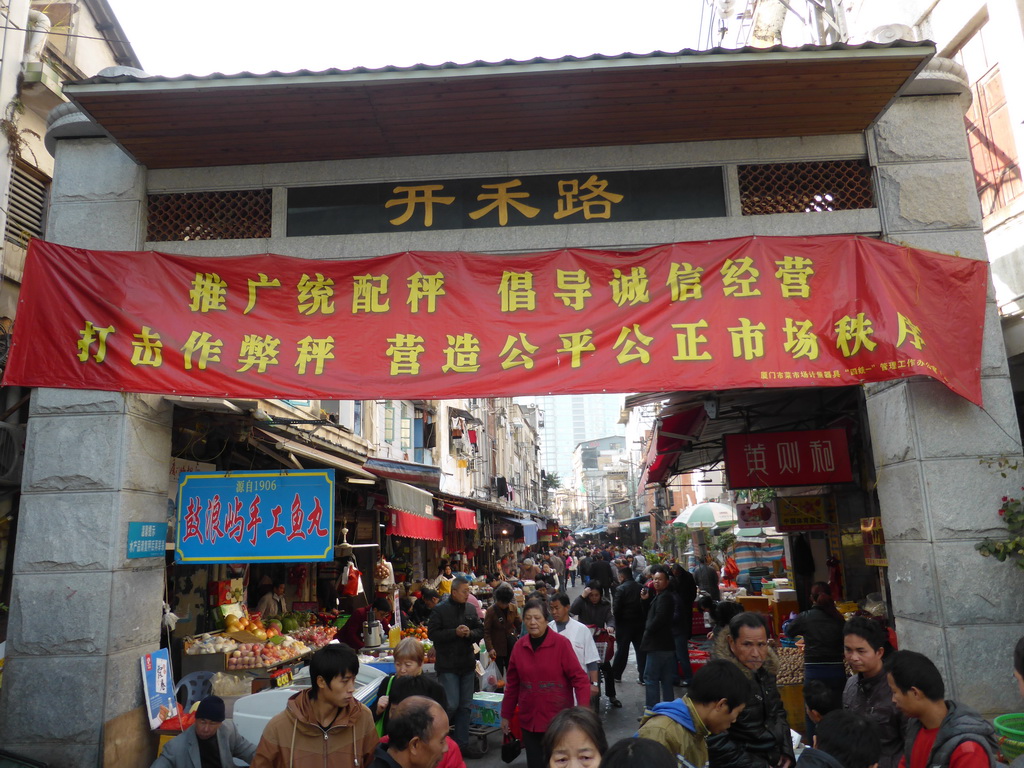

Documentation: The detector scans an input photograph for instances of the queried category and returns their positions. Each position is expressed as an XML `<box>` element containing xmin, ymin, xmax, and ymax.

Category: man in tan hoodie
<box><xmin>252</xmin><ymin>643</ymin><xmax>378</xmax><ymax>768</ymax></box>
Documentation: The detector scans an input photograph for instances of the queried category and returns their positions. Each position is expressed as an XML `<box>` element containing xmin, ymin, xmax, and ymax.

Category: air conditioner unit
<box><xmin>0</xmin><ymin>422</ymin><xmax>25</xmax><ymax>485</ymax></box>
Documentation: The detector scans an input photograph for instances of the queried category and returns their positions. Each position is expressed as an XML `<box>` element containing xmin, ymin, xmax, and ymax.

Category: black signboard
<box><xmin>287</xmin><ymin>167</ymin><xmax>727</xmax><ymax>237</ymax></box>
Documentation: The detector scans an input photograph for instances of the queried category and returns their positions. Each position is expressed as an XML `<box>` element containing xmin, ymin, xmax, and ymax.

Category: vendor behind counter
<box><xmin>339</xmin><ymin>597</ymin><xmax>392</xmax><ymax>650</ymax></box>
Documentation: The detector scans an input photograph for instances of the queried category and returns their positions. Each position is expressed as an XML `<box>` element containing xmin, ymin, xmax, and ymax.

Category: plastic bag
<box><xmin>481</xmin><ymin>660</ymin><xmax>504</xmax><ymax>692</ymax></box>
<box><xmin>724</xmin><ymin>556</ymin><xmax>740</xmax><ymax>580</ymax></box>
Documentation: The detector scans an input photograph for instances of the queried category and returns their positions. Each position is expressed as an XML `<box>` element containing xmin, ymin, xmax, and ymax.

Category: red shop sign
<box><xmin>724</xmin><ymin>428</ymin><xmax>852</xmax><ymax>489</ymax></box>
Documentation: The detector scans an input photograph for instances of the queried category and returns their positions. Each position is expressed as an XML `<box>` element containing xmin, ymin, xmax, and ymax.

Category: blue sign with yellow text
<box><xmin>176</xmin><ymin>470</ymin><xmax>334</xmax><ymax>563</ymax></box>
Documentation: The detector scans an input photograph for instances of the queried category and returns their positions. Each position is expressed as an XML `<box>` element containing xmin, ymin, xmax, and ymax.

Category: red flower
<box><xmin>1004</xmin><ymin>497</ymin><xmax>1010</xmax><ymax>502</ymax></box>
<box><xmin>1000</xmin><ymin>510</ymin><xmax>1006</xmax><ymax>516</ymax></box>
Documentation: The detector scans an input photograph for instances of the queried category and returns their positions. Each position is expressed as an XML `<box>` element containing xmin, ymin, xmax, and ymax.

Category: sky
<box><xmin>106</xmin><ymin>0</ymin><xmax>713</xmax><ymax>77</ymax></box>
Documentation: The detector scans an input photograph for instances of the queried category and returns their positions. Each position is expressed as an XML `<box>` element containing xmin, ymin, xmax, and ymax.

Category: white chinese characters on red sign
<box><xmin>724</xmin><ymin>428</ymin><xmax>852</xmax><ymax>488</ymax></box>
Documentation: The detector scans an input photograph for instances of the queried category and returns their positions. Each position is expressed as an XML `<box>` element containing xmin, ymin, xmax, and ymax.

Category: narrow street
<box><xmin>471</xmin><ymin>582</ymin><xmax>654</xmax><ymax>768</ymax></box>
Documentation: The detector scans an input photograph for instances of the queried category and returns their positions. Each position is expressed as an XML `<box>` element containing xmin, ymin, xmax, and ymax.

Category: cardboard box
<box><xmin>470</xmin><ymin>692</ymin><xmax>503</xmax><ymax>727</ymax></box>
<box><xmin>772</xmin><ymin>589</ymin><xmax>797</xmax><ymax>602</ymax></box>
<box><xmin>208</xmin><ymin>580</ymin><xmax>231</xmax><ymax>607</ymax></box>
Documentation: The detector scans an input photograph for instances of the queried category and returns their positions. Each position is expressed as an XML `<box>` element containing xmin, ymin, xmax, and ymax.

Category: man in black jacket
<box><xmin>579</xmin><ymin>553</ymin><xmax>594</xmax><ymax>585</ymax></box>
<box><xmin>641</xmin><ymin>565</ymin><xmax>676</xmax><ymax>707</ymax></box>
<box><xmin>707</xmin><ymin>612</ymin><xmax>794</xmax><ymax>768</ymax></box>
<box><xmin>612</xmin><ymin>565</ymin><xmax>647</xmax><ymax>685</ymax></box>
<box><xmin>427</xmin><ymin>577</ymin><xmax>484</xmax><ymax>758</ymax></box>
<box><xmin>589</xmin><ymin>551</ymin><xmax>614</xmax><ymax>593</ymax></box>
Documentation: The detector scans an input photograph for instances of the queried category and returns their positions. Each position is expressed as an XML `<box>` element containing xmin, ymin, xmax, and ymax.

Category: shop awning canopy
<box><xmin>501</xmin><ymin>516</ymin><xmax>538</xmax><ymax>546</ymax></box>
<box><xmin>628</xmin><ymin>386</ymin><xmax>862</xmax><ymax>480</ymax></box>
<box><xmin>365</xmin><ymin>457</ymin><xmax>442</xmax><ymax>490</ymax></box>
<box><xmin>614</xmin><ymin>514</ymin><xmax>648</xmax><ymax>525</ymax></box>
<box><xmin>639</xmin><ymin>407</ymin><xmax>708</xmax><ymax>488</ymax></box>
<box><xmin>446</xmin><ymin>504</ymin><xmax>477</xmax><ymax>531</ymax></box>
<box><xmin>448</xmin><ymin>406</ymin><xmax>482</xmax><ymax>424</ymax></box>
<box><xmin>253</xmin><ymin>429</ymin><xmax>376</xmax><ymax>480</ymax></box>
<box><xmin>385</xmin><ymin>479</ymin><xmax>442</xmax><ymax>541</ymax></box>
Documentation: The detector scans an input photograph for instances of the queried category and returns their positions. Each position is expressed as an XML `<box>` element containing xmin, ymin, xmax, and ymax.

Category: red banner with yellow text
<box><xmin>2</xmin><ymin>237</ymin><xmax>988</xmax><ymax>404</ymax></box>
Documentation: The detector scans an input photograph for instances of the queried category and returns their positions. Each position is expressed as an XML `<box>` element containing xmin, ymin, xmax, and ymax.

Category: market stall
<box><xmin>168</xmin><ymin>468</ymin><xmax>340</xmax><ymax>700</ymax></box>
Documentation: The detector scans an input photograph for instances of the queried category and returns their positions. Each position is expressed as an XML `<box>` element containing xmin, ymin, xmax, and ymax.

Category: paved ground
<box><xmin>470</xmin><ymin>582</ymin><xmax>659</xmax><ymax>768</ymax></box>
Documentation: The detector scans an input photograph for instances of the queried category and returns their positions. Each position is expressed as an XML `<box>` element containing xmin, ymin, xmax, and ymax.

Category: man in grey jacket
<box><xmin>151</xmin><ymin>695</ymin><xmax>256</xmax><ymax>768</ymax></box>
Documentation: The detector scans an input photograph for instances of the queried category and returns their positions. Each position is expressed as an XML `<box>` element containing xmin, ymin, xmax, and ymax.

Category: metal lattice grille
<box><xmin>738</xmin><ymin>160</ymin><xmax>874</xmax><ymax>216</ymax></box>
<box><xmin>147</xmin><ymin>189</ymin><xmax>272</xmax><ymax>241</ymax></box>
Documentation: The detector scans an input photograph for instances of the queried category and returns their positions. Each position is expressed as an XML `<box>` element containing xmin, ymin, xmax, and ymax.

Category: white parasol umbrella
<box><xmin>672</xmin><ymin>502</ymin><xmax>737</xmax><ymax>528</ymax></box>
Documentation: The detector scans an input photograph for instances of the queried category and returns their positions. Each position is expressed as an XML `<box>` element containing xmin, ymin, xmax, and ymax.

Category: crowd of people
<box><xmin>154</xmin><ymin>545</ymin><xmax>1022</xmax><ymax>768</ymax></box>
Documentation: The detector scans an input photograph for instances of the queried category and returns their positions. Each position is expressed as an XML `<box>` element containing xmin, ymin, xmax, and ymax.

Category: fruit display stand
<box><xmin>181</xmin><ymin>625</ymin><xmax>339</xmax><ymax>692</ymax></box>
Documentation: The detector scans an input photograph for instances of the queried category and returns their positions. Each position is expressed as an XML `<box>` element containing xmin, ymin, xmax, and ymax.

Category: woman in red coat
<box><xmin>500</xmin><ymin>599</ymin><xmax>591</xmax><ymax>768</ymax></box>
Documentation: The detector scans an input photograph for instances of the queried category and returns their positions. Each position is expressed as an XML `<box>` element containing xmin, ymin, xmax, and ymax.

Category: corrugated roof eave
<box><xmin>62</xmin><ymin>39</ymin><xmax>936</xmax><ymax>95</ymax></box>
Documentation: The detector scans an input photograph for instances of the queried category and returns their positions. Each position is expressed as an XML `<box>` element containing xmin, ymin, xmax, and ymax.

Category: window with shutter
<box><xmin>5</xmin><ymin>163</ymin><xmax>49</xmax><ymax>246</ymax></box>
<box><xmin>956</xmin><ymin>22</ymin><xmax>1024</xmax><ymax>218</ymax></box>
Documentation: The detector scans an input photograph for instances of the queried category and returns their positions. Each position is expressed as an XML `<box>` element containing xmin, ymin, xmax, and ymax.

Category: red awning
<box><xmin>448</xmin><ymin>505</ymin><xmax>477</xmax><ymax>531</ymax></box>
<box><xmin>643</xmin><ymin>407</ymin><xmax>708</xmax><ymax>486</ymax></box>
<box><xmin>384</xmin><ymin>479</ymin><xmax>443</xmax><ymax>541</ymax></box>
<box><xmin>387</xmin><ymin>508</ymin><xmax>443</xmax><ymax>541</ymax></box>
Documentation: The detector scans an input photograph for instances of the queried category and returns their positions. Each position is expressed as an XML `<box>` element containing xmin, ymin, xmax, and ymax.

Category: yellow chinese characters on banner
<box><xmin>4</xmin><ymin>236</ymin><xmax>989</xmax><ymax>404</ymax></box>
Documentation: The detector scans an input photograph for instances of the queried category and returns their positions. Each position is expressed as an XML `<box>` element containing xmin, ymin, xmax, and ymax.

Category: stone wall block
<box><xmin>885</xmin><ymin>541</ymin><xmax>942</xmax><ymax>624</ymax></box>
<box><xmin>865</xmin><ymin>382</ymin><xmax>916</xmax><ymax>466</ymax></box>
<box><xmin>874</xmin><ymin>461</ymin><xmax>926</xmax><ymax>540</ymax></box>
<box><xmin>122</xmin><ymin>414</ymin><xmax>172</xmax><ymax>493</ymax></box>
<box><xmin>7</xmin><ymin>572</ymin><xmax>112</xmax><ymax>654</ymax></box>
<box><xmin>13</xmin><ymin>492</ymin><xmax>118</xmax><ymax>571</ymax></box>
<box><xmin>29</xmin><ymin>387</ymin><xmax>127</xmax><ymax>416</ymax></box>
<box><xmin>891</xmin><ymin>618</ymin><xmax>952</xmax><ymax>688</ymax></box>
<box><xmin>50</xmin><ymin>138</ymin><xmax>145</xmax><ymax>201</ymax></box>
<box><xmin>148</xmin><ymin>162</ymin><xmax>267</xmax><ymax>192</ymax></box>
<box><xmin>156</xmin><ymin>133</ymin><xmax>866</xmax><ymax>193</ymax></box>
<box><xmin>943</xmin><ymin>624</ymin><xmax>1024</xmax><ymax>714</ymax></box>
<box><xmin>982</xmin><ymin>301</ymin><xmax>1011</xmax><ymax>376</ymax></box>
<box><xmin>103</xmin><ymin>647</ymin><xmax>150</xmax><ymax>720</ymax></box>
<box><xmin>882</xmin><ymin>229</ymin><xmax>989</xmax><ymax>263</ymax></box>
<box><xmin>125</xmin><ymin>392</ymin><xmax>173</xmax><ymax>422</ymax></box>
<box><xmin>108</xmin><ymin>568</ymin><xmax>163</xmax><ymax>653</ymax></box>
<box><xmin>873</xmin><ymin>96</ymin><xmax>970</xmax><ymax>163</ymax></box>
<box><xmin>910</xmin><ymin>378</ymin><xmax>1021</xmax><ymax>458</ymax></box>
<box><xmin>114</xmin><ymin>491</ymin><xmax>175</xmax><ymax>570</ymax></box>
<box><xmin>22</xmin><ymin>413</ymin><xmax>123</xmax><ymax>491</ymax></box>
<box><xmin>874</xmin><ymin>163</ymin><xmax>980</xmax><ymax>232</ymax></box>
<box><xmin>921</xmin><ymin>458</ymin><xmax>1024</xmax><ymax>539</ymax></box>
<box><xmin>47</xmin><ymin>199</ymin><xmax>143</xmax><ymax>250</ymax></box>
<box><xmin>0</xmin><ymin>654</ymin><xmax>106</xmax><ymax>743</ymax></box>
<box><xmin>934</xmin><ymin>540</ymin><xmax>1024</xmax><ymax>624</ymax></box>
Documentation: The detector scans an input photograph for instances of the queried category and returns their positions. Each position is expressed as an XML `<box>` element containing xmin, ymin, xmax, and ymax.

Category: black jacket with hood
<box><xmin>707</xmin><ymin>630</ymin><xmax>794</xmax><ymax>768</ymax></box>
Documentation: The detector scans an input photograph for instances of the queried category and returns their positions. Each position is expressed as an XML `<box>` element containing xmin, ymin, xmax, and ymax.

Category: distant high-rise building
<box><xmin>516</xmin><ymin>394</ymin><xmax>625</xmax><ymax>485</ymax></box>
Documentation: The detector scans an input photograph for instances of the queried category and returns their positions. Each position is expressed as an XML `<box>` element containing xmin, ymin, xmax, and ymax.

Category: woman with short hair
<box><xmin>501</xmin><ymin>599</ymin><xmax>591</xmax><ymax>768</ymax></box>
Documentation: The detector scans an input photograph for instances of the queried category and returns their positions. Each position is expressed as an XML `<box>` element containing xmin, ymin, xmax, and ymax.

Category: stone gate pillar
<box><xmin>867</xmin><ymin>87</ymin><xmax>1024</xmax><ymax>711</ymax></box>
<box><xmin>0</xmin><ymin>132</ymin><xmax>169</xmax><ymax>765</ymax></box>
